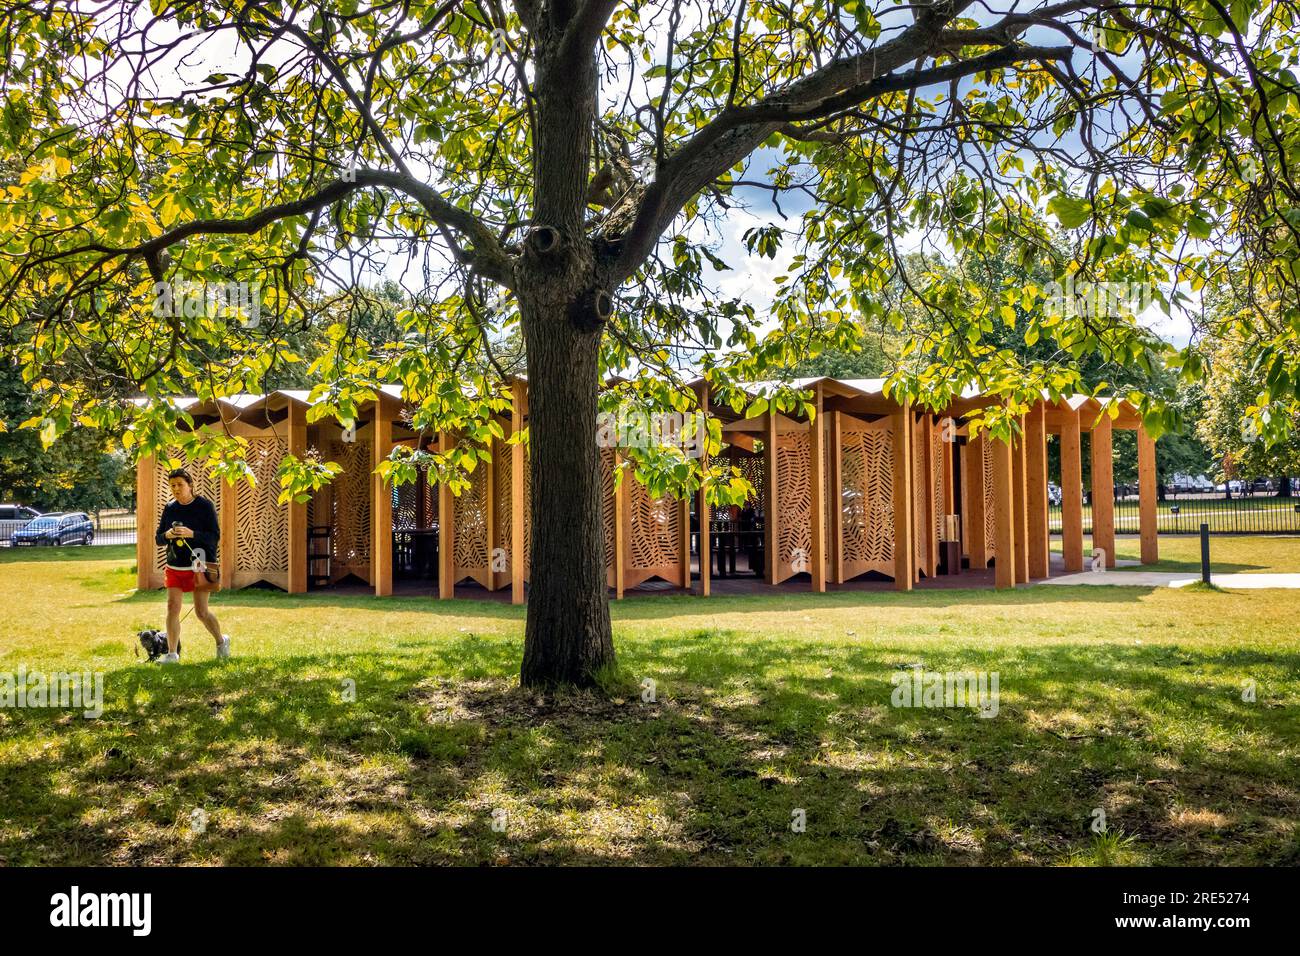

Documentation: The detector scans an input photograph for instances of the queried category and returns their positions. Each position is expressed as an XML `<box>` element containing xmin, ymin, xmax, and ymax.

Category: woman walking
<box><xmin>154</xmin><ymin>468</ymin><xmax>230</xmax><ymax>663</ymax></box>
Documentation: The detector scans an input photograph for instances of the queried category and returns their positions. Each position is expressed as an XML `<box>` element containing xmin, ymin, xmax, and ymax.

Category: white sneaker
<box><xmin>216</xmin><ymin>635</ymin><xmax>231</xmax><ymax>660</ymax></box>
<box><xmin>159</xmin><ymin>652</ymin><xmax>180</xmax><ymax>664</ymax></box>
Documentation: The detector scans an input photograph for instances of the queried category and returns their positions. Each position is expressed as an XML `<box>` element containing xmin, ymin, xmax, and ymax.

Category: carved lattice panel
<box><xmin>932</xmin><ymin>423</ymin><xmax>945</xmax><ymax>546</ymax></box>
<box><xmin>774</xmin><ymin>431</ymin><xmax>812</xmax><ymax>583</ymax></box>
<box><xmin>982</xmin><ymin>438</ymin><xmax>996</xmax><ymax>557</ymax></box>
<box><xmin>325</xmin><ymin>439</ymin><xmax>371</xmax><ymax>580</ymax></box>
<box><xmin>840</xmin><ymin>419</ymin><xmax>894</xmax><ymax>580</ymax></box>
<box><xmin>601</xmin><ymin>449</ymin><xmax>615</xmax><ymax>581</ymax></box>
<box><xmin>493</xmin><ymin>432</ymin><xmax>512</xmax><ymax>588</ymax></box>
<box><xmin>522</xmin><ymin>445</ymin><xmax>532</xmax><ymax>581</ymax></box>
<box><xmin>453</xmin><ymin>455</ymin><xmax>490</xmax><ymax>584</ymax></box>
<box><xmin>154</xmin><ymin>451</ymin><xmax>223</xmax><ymax>572</ymax></box>
<box><xmin>625</xmin><ymin>480</ymin><xmax>684</xmax><ymax>587</ymax></box>
<box><xmin>234</xmin><ymin>437</ymin><xmax>289</xmax><ymax>581</ymax></box>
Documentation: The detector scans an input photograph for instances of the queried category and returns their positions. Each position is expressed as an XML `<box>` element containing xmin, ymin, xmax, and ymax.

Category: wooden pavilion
<box><xmin>135</xmin><ymin>376</ymin><xmax>1159</xmax><ymax>600</ymax></box>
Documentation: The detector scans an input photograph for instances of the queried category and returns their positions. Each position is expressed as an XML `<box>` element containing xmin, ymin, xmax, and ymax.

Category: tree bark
<box><xmin>516</xmin><ymin>34</ymin><xmax>615</xmax><ymax>689</ymax></box>
<box><xmin>1276</xmin><ymin>474</ymin><xmax>1292</xmax><ymax>498</ymax></box>
<box><xmin>518</xmin><ymin>296</ymin><xmax>615</xmax><ymax>688</ymax></box>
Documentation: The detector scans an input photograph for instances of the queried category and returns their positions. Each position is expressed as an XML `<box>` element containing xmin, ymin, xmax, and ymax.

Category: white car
<box><xmin>1047</xmin><ymin>482</ymin><xmax>1063</xmax><ymax>505</ymax></box>
<box><xmin>0</xmin><ymin>504</ymin><xmax>43</xmax><ymax>545</ymax></box>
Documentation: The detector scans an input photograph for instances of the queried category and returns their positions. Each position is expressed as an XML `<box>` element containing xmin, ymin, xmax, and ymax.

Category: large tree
<box><xmin>1</xmin><ymin>1</ymin><xmax>1298</xmax><ymax>686</ymax></box>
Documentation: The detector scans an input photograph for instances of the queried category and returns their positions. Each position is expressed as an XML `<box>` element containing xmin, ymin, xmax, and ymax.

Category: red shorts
<box><xmin>164</xmin><ymin>568</ymin><xmax>197</xmax><ymax>592</ymax></box>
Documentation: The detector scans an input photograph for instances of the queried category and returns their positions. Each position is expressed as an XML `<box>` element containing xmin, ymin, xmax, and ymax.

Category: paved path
<box><xmin>1037</xmin><ymin>570</ymin><xmax>1300</xmax><ymax>589</ymax></box>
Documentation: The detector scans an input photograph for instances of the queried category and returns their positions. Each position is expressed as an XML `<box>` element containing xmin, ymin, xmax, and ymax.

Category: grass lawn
<box><xmin>1</xmin><ymin>542</ymin><xmax>1296</xmax><ymax>866</ymax></box>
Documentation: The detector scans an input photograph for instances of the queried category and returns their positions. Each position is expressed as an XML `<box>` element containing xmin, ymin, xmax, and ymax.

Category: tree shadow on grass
<box><xmin>1</xmin><ymin>634</ymin><xmax>1296</xmax><ymax>866</ymax></box>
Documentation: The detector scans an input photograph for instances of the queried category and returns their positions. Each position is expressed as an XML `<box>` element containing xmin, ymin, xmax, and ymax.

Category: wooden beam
<box><xmin>1012</xmin><ymin>416</ymin><xmax>1030</xmax><ymax>585</ymax></box>
<box><xmin>1138</xmin><ymin>423</ymin><xmax>1159</xmax><ymax>565</ymax></box>
<box><xmin>1026</xmin><ymin>401</ymin><xmax>1050</xmax><ymax>579</ymax></box>
<box><xmin>992</xmin><ymin>434</ymin><xmax>1016</xmax><ymax>589</ymax></box>
<box><xmin>764</xmin><ymin>409</ymin><xmax>779</xmax><ymax>586</ymax></box>
<box><xmin>891</xmin><ymin>403</ymin><xmax>914</xmax><ymax>590</ymax></box>
<box><xmin>679</xmin><ymin>495</ymin><xmax>692</xmax><ymax>590</ymax></box>
<box><xmin>438</xmin><ymin>430</ymin><xmax>455</xmax><ymax>599</ymax></box>
<box><xmin>830</xmin><ymin>410</ymin><xmax>844</xmax><ymax>585</ymax></box>
<box><xmin>1060</xmin><ymin>406</ymin><xmax>1084</xmax><ymax>573</ymax></box>
<box><xmin>510</xmin><ymin>381</ymin><xmax>526</xmax><ymax>605</ymax></box>
<box><xmin>136</xmin><ymin>454</ymin><xmax>157</xmax><ymax>591</ymax></box>
<box><xmin>287</xmin><ymin>401</ymin><xmax>308</xmax><ymax>594</ymax></box>
<box><xmin>809</xmin><ymin>382</ymin><xmax>827</xmax><ymax>592</ymax></box>
<box><xmin>966</xmin><ymin>434</ymin><xmax>989</xmax><ymax>568</ymax></box>
<box><xmin>696</xmin><ymin>384</ymin><xmax>711</xmax><ymax>597</ymax></box>
<box><xmin>1091</xmin><ymin>413</ymin><xmax>1117</xmax><ymax>568</ymax></box>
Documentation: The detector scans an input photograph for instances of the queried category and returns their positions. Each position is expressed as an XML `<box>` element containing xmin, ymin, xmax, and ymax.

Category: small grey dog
<box><xmin>138</xmin><ymin>629</ymin><xmax>178</xmax><ymax>662</ymax></box>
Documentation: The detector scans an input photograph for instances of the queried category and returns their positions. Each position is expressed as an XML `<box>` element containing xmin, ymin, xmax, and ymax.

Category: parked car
<box><xmin>0</xmin><ymin>504</ymin><xmax>43</xmax><ymax>545</ymax></box>
<box><xmin>10</xmin><ymin>512</ymin><xmax>95</xmax><ymax>546</ymax></box>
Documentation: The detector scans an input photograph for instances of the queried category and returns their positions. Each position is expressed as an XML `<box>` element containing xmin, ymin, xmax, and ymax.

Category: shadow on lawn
<box><xmin>2</xmin><ymin>632</ymin><xmax>1297</xmax><ymax>867</ymax></box>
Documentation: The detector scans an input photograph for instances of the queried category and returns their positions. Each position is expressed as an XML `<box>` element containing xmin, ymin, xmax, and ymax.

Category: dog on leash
<box><xmin>138</xmin><ymin>629</ymin><xmax>179</xmax><ymax>662</ymax></box>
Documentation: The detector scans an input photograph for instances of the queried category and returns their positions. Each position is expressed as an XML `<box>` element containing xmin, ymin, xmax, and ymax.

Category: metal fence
<box><xmin>91</xmin><ymin>510</ymin><xmax>139</xmax><ymax>546</ymax></box>
<box><xmin>1049</xmin><ymin>488</ymin><xmax>1300</xmax><ymax>535</ymax></box>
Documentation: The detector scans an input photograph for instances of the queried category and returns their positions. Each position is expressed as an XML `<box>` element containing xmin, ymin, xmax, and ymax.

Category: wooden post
<box><xmin>992</xmin><ymin>434</ymin><xmax>1016</xmax><ymax>589</ymax></box>
<box><xmin>371</xmin><ymin>400</ymin><xmax>393</xmax><ymax>597</ymax></box>
<box><xmin>287</xmin><ymin>401</ymin><xmax>308</xmax><ymax>594</ymax></box>
<box><xmin>510</xmin><ymin>380</ymin><xmax>526</xmax><ymax>605</ymax></box>
<box><xmin>1012</xmin><ymin>416</ymin><xmax>1030</xmax><ymax>584</ymax></box>
<box><xmin>809</xmin><ymin>383</ymin><xmax>827</xmax><ymax>592</ymax></box>
<box><xmin>696</xmin><ymin>384</ymin><xmax>711</xmax><ymax>597</ymax></box>
<box><xmin>613</xmin><ymin>451</ymin><xmax>626</xmax><ymax>599</ymax></box>
<box><xmin>219</xmin><ymin>475</ymin><xmax>236</xmax><ymax>591</ymax></box>
<box><xmin>1138</xmin><ymin>423</ymin><xmax>1159</xmax><ymax>565</ymax></box>
<box><xmin>764</xmin><ymin>409</ymin><xmax>779</xmax><ymax>586</ymax></box>
<box><xmin>679</xmin><ymin>495</ymin><xmax>692</xmax><ymax>590</ymax></box>
<box><xmin>921</xmin><ymin>414</ymin><xmax>937</xmax><ymax>578</ymax></box>
<box><xmin>136</xmin><ymin>454</ymin><xmax>157</xmax><ymax>591</ymax></box>
<box><xmin>966</xmin><ymin>433</ymin><xmax>989</xmax><ymax>568</ymax></box>
<box><xmin>1060</xmin><ymin>405</ymin><xmax>1084</xmax><ymax>573</ymax></box>
<box><xmin>438</xmin><ymin>430</ymin><xmax>455</xmax><ymax>599</ymax></box>
<box><xmin>1026</xmin><ymin>402</ymin><xmax>1050</xmax><ymax>579</ymax></box>
<box><xmin>891</xmin><ymin>402</ymin><xmax>914</xmax><ymax>590</ymax></box>
<box><xmin>1091</xmin><ymin>412</ymin><xmax>1116</xmax><ymax>568</ymax></box>
<box><xmin>830</xmin><ymin>411</ymin><xmax>844</xmax><ymax>585</ymax></box>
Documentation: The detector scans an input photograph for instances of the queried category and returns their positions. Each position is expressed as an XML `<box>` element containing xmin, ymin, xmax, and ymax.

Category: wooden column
<box><xmin>1026</xmin><ymin>402</ymin><xmax>1050</xmax><ymax>579</ymax></box>
<box><xmin>830</xmin><ymin>411</ymin><xmax>844</xmax><ymax>584</ymax></box>
<box><xmin>764</xmin><ymin>409</ymin><xmax>779</xmax><ymax>586</ymax></box>
<box><xmin>613</xmin><ymin>451</ymin><xmax>626</xmax><ymax>599</ymax></box>
<box><xmin>679</xmin><ymin>495</ymin><xmax>692</xmax><ymax>590</ymax></box>
<box><xmin>219</xmin><ymin>474</ymin><xmax>236</xmax><ymax>590</ymax></box>
<box><xmin>370</xmin><ymin>400</ymin><xmax>393</xmax><ymax>597</ymax></box>
<box><xmin>1060</xmin><ymin>405</ymin><xmax>1084</xmax><ymax>573</ymax></box>
<box><xmin>992</xmin><ymin>434</ymin><xmax>1016</xmax><ymax>589</ymax></box>
<box><xmin>696</xmin><ymin>385</ymin><xmax>711</xmax><ymax>598</ymax></box>
<box><xmin>1091</xmin><ymin>413</ymin><xmax>1116</xmax><ymax>568</ymax></box>
<box><xmin>809</xmin><ymin>383</ymin><xmax>827</xmax><ymax>592</ymax></box>
<box><xmin>287</xmin><ymin>401</ymin><xmax>308</xmax><ymax>594</ymax></box>
<box><xmin>1138</xmin><ymin>424</ymin><xmax>1159</xmax><ymax>565</ymax></box>
<box><xmin>1012</xmin><ymin>417</ymin><xmax>1030</xmax><ymax>584</ymax></box>
<box><xmin>136</xmin><ymin>454</ymin><xmax>157</xmax><ymax>591</ymax></box>
<box><xmin>891</xmin><ymin>403</ymin><xmax>914</xmax><ymax>590</ymax></box>
<box><xmin>438</xmin><ymin>430</ymin><xmax>455</xmax><ymax>599</ymax></box>
<box><xmin>510</xmin><ymin>380</ymin><xmax>526</xmax><ymax>605</ymax></box>
<box><xmin>966</xmin><ymin>433</ymin><xmax>989</xmax><ymax>568</ymax></box>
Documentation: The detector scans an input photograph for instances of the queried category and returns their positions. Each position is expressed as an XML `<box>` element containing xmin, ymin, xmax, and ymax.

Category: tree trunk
<box><xmin>1276</xmin><ymin>474</ymin><xmax>1292</xmax><ymax>498</ymax></box>
<box><xmin>518</xmin><ymin>300</ymin><xmax>615</xmax><ymax>688</ymax></box>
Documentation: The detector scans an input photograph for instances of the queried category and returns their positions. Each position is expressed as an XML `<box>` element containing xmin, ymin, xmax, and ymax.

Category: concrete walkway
<box><xmin>1037</xmin><ymin>570</ymin><xmax>1300</xmax><ymax>589</ymax></box>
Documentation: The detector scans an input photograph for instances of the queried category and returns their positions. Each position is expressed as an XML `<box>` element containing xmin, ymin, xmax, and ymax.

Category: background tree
<box><xmin>2</xmin><ymin>1</ymin><xmax>1298</xmax><ymax>687</ymax></box>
